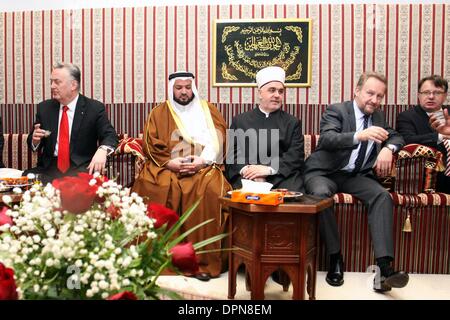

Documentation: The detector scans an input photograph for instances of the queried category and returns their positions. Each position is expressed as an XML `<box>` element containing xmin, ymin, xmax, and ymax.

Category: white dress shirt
<box><xmin>341</xmin><ymin>101</ymin><xmax>375</xmax><ymax>172</ymax></box>
<box><xmin>53</xmin><ymin>95</ymin><xmax>79</xmax><ymax>156</ymax></box>
<box><xmin>32</xmin><ymin>95</ymin><xmax>79</xmax><ymax>155</ymax></box>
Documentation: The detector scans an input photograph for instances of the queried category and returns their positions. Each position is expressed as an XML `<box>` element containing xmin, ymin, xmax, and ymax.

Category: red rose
<box><xmin>0</xmin><ymin>206</ymin><xmax>13</xmax><ymax>228</ymax></box>
<box><xmin>106</xmin><ymin>204</ymin><xmax>121</xmax><ymax>219</ymax></box>
<box><xmin>0</xmin><ymin>262</ymin><xmax>18</xmax><ymax>300</ymax></box>
<box><xmin>169</xmin><ymin>242</ymin><xmax>199</xmax><ymax>274</ymax></box>
<box><xmin>76</xmin><ymin>173</ymin><xmax>107</xmax><ymax>203</ymax></box>
<box><xmin>52</xmin><ymin>176</ymin><xmax>98</xmax><ymax>214</ymax></box>
<box><xmin>77</xmin><ymin>172</ymin><xmax>109</xmax><ymax>186</ymax></box>
<box><xmin>147</xmin><ymin>203</ymin><xmax>179</xmax><ymax>229</ymax></box>
<box><xmin>107</xmin><ymin>291</ymin><xmax>137</xmax><ymax>300</ymax></box>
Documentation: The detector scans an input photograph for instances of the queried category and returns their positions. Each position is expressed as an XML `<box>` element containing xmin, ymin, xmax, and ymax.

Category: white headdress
<box><xmin>167</xmin><ymin>71</ymin><xmax>201</xmax><ymax>109</ymax></box>
<box><xmin>256</xmin><ymin>66</ymin><xmax>285</xmax><ymax>89</ymax></box>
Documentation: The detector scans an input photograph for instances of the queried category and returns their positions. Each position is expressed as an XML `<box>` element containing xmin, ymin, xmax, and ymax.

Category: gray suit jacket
<box><xmin>304</xmin><ymin>101</ymin><xmax>405</xmax><ymax>182</ymax></box>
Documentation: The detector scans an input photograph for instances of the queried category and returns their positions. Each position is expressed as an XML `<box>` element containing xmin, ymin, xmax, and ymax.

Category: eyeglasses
<box><xmin>418</xmin><ymin>91</ymin><xmax>446</xmax><ymax>97</ymax></box>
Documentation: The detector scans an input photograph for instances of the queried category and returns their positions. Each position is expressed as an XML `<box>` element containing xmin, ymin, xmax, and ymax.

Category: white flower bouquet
<box><xmin>0</xmin><ymin>173</ymin><xmax>222</xmax><ymax>300</ymax></box>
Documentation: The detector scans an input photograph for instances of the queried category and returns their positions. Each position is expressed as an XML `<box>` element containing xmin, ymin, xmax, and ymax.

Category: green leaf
<box><xmin>160</xmin><ymin>198</ymin><xmax>201</xmax><ymax>244</ymax></box>
<box><xmin>196</xmin><ymin>247</ymin><xmax>235</xmax><ymax>254</ymax></box>
<box><xmin>166</xmin><ymin>218</ymin><xmax>215</xmax><ymax>249</ymax></box>
<box><xmin>192</xmin><ymin>233</ymin><xmax>229</xmax><ymax>250</ymax></box>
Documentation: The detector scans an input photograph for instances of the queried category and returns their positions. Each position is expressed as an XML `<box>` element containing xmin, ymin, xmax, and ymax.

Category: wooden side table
<box><xmin>221</xmin><ymin>195</ymin><xmax>333</xmax><ymax>300</ymax></box>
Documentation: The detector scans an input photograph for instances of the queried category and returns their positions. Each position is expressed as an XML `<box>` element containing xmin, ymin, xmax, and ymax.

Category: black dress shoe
<box><xmin>385</xmin><ymin>271</ymin><xmax>409</xmax><ymax>288</ymax></box>
<box><xmin>192</xmin><ymin>272</ymin><xmax>211</xmax><ymax>282</ymax></box>
<box><xmin>374</xmin><ymin>270</ymin><xmax>409</xmax><ymax>293</ymax></box>
<box><xmin>373</xmin><ymin>277</ymin><xmax>392</xmax><ymax>293</ymax></box>
<box><xmin>326</xmin><ymin>257</ymin><xmax>344</xmax><ymax>287</ymax></box>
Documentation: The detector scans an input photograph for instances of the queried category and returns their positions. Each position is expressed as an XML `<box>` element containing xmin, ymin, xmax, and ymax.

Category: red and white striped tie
<box><xmin>444</xmin><ymin>139</ymin><xmax>450</xmax><ymax>177</ymax></box>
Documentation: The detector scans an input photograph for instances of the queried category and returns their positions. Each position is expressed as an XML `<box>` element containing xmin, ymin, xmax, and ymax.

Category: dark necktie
<box><xmin>57</xmin><ymin>106</ymin><xmax>70</xmax><ymax>173</ymax></box>
<box><xmin>353</xmin><ymin>115</ymin><xmax>369</xmax><ymax>173</ymax></box>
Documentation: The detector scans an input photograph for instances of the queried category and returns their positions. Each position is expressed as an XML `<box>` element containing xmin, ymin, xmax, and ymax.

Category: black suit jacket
<box><xmin>27</xmin><ymin>94</ymin><xmax>118</xmax><ymax>172</ymax></box>
<box><xmin>304</xmin><ymin>101</ymin><xmax>405</xmax><ymax>182</ymax></box>
<box><xmin>225</xmin><ymin>107</ymin><xmax>304</xmax><ymax>189</ymax></box>
<box><xmin>396</xmin><ymin>105</ymin><xmax>446</xmax><ymax>157</ymax></box>
<box><xmin>396</xmin><ymin>105</ymin><xmax>450</xmax><ymax>193</ymax></box>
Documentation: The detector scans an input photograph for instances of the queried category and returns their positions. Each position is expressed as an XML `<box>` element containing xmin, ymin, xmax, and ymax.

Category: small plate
<box><xmin>283</xmin><ymin>191</ymin><xmax>303</xmax><ymax>198</ymax></box>
<box><xmin>0</xmin><ymin>185</ymin><xmax>12</xmax><ymax>192</ymax></box>
<box><xmin>271</xmin><ymin>189</ymin><xmax>303</xmax><ymax>202</ymax></box>
<box><xmin>2</xmin><ymin>183</ymin><xmax>33</xmax><ymax>189</ymax></box>
<box><xmin>283</xmin><ymin>191</ymin><xmax>303</xmax><ymax>202</ymax></box>
<box><xmin>5</xmin><ymin>183</ymin><xmax>33</xmax><ymax>188</ymax></box>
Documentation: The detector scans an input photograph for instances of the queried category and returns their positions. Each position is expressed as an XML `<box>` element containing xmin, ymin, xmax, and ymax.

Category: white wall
<box><xmin>0</xmin><ymin>0</ymin><xmax>440</xmax><ymax>13</ymax></box>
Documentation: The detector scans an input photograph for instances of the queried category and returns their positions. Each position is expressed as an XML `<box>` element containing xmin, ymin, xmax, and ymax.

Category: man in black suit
<box><xmin>225</xmin><ymin>66</ymin><xmax>304</xmax><ymax>285</ymax></box>
<box><xmin>396</xmin><ymin>75</ymin><xmax>449</xmax><ymax>193</ymax></box>
<box><xmin>304</xmin><ymin>71</ymin><xmax>408</xmax><ymax>292</ymax></box>
<box><xmin>25</xmin><ymin>63</ymin><xmax>117</xmax><ymax>183</ymax></box>
<box><xmin>226</xmin><ymin>66</ymin><xmax>304</xmax><ymax>192</ymax></box>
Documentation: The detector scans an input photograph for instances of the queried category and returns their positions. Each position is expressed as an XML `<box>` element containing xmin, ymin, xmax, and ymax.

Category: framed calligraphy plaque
<box><xmin>213</xmin><ymin>18</ymin><xmax>312</xmax><ymax>87</ymax></box>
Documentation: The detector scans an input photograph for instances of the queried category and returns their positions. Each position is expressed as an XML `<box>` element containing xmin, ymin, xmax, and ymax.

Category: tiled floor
<box><xmin>157</xmin><ymin>270</ymin><xmax>450</xmax><ymax>300</ymax></box>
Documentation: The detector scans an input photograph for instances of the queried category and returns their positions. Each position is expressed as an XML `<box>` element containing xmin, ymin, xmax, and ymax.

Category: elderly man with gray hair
<box><xmin>304</xmin><ymin>71</ymin><xmax>408</xmax><ymax>292</ymax></box>
<box><xmin>25</xmin><ymin>62</ymin><xmax>118</xmax><ymax>183</ymax></box>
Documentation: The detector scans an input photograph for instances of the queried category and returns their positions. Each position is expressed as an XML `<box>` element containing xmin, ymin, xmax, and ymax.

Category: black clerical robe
<box><xmin>225</xmin><ymin>107</ymin><xmax>304</xmax><ymax>191</ymax></box>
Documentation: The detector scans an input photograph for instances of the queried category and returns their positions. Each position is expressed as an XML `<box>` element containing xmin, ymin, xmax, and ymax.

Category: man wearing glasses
<box><xmin>397</xmin><ymin>75</ymin><xmax>450</xmax><ymax>193</ymax></box>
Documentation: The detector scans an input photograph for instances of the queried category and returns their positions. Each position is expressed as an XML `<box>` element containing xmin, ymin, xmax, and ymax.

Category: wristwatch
<box><xmin>386</xmin><ymin>144</ymin><xmax>397</xmax><ymax>153</ymax></box>
<box><xmin>98</xmin><ymin>145</ymin><xmax>114</xmax><ymax>156</ymax></box>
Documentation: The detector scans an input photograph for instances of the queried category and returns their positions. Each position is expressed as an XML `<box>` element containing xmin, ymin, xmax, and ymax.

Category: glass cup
<box><xmin>432</xmin><ymin>110</ymin><xmax>445</xmax><ymax>125</ymax></box>
<box><xmin>34</xmin><ymin>174</ymin><xmax>42</xmax><ymax>184</ymax></box>
<box><xmin>26</xmin><ymin>173</ymin><xmax>42</xmax><ymax>186</ymax></box>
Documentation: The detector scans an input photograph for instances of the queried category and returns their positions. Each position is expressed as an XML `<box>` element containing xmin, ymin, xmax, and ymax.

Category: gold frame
<box><xmin>212</xmin><ymin>18</ymin><xmax>312</xmax><ymax>87</ymax></box>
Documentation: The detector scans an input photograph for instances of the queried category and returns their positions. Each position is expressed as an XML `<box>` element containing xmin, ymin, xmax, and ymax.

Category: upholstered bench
<box><xmin>2</xmin><ymin>134</ymin><xmax>38</xmax><ymax>170</ymax></box>
<box><xmin>3</xmin><ymin>133</ymin><xmax>449</xmax><ymax>274</ymax></box>
<box><xmin>304</xmin><ymin>135</ymin><xmax>450</xmax><ymax>273</ymax></box>
<box><xmin>115</xmin><ymin>134</ymin><xmax>450</xmax><ymax>274</ymax></box>
<box><xmin>1</xmin><ymin>133</ymin><xmax>140</xmax><ymax>188</ymax></box>
<box><xmin>320</xmin><ymin>192</ymin><xmax>450</xmax><ymax>274</ymax></box>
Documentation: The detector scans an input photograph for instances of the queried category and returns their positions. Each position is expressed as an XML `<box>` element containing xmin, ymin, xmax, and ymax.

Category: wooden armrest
<box><xmin>106</xmin><ymin>152</ymin><xmax>137</xmax><ymax>188</ymax></box>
